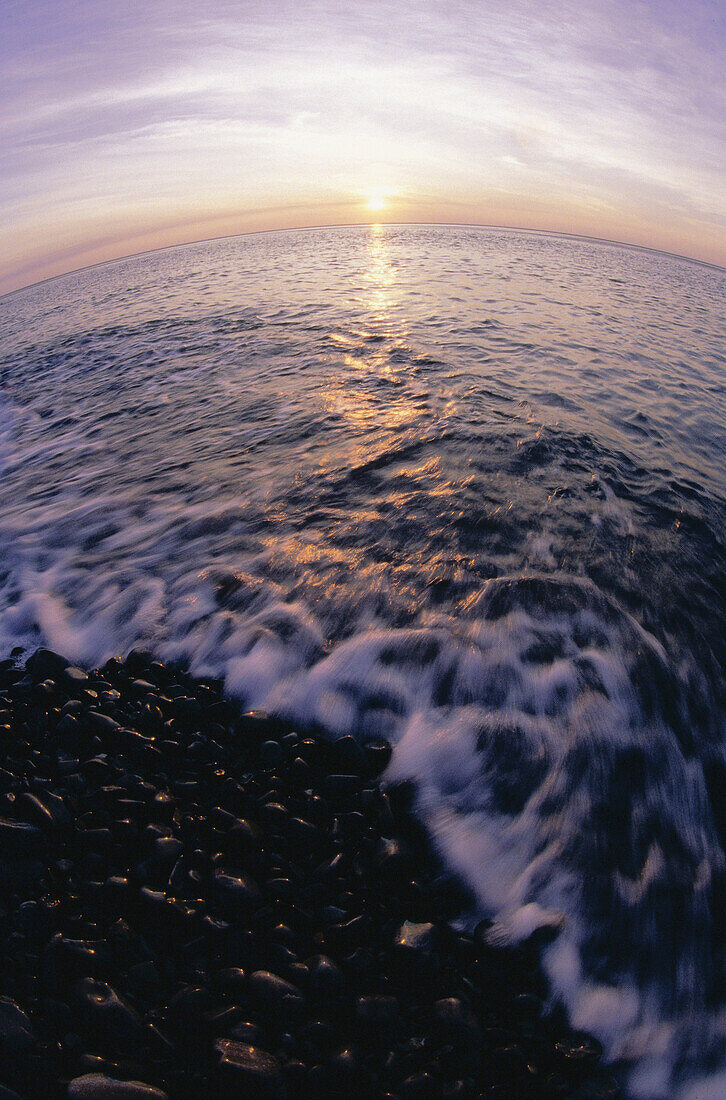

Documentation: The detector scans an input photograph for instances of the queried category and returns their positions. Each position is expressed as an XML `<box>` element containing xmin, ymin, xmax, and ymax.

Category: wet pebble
<box><xmin>214</xmin><ymin>1040</ymin><xmax>285</xmax><ymax>1096</ymax></box>
<box><xmin>0</xmin><ymin>648</ymin><xmax>619</xmax><ymax>1099</ymax></box>
<box><xmin>67</xmin><ymin>1074</ymin><xmax>169</xmax><ymax>1099</ymax></box>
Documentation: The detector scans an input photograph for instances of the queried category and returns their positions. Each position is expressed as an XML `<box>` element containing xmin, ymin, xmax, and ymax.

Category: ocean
<box><xmin>1</xmin><ymin>224</ymin><xmax>725</xmax><ymax>1098</ymax></box>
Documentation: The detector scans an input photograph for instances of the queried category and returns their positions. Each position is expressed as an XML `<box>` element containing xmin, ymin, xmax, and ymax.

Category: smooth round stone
<box><xmin>215</xmin><ymin>1040</ymin><xmax>285</xmax><ymax>1095</ymax></box>
<box><xmin>395</xmin><ymin>920</ymin><xmax>439</xmax><ymax>956</ymax></box>
<box><xmin>27</xmin><ymin>648</ymin><xmax>69</xmax><ymax>681</ymax></box>
<box><xmin>373</xmin><ymin>836</ymin><xmax>412</xmax><ymax>878</ymax></box>
<box><xmin>18</xmin><ymin>789</ymin><xmax>73</xmax><ymax>830</ymax></box>
<box><xmin>130</xmin><ymin>679</ymin><xmax>156</xmax><ymax>696</ymax></box>
<box><xmin>259</xmin><ymin>740</ymin><xmax>284</xmax><ymax>769</ymax></box>
<box><xmin>0</xmin><ymin>997</ymin><xmax>37</xmax><ymax>1054</ymax></box>
<box><xmin>306</xmin><ymin>955</ymin><xmax>345</xmax><ymax>997</ymax></box>
<box><xmin>88</xmin><ymin>713</ymin><xmax>122</xmax><ymax>737</ymax></box>
<box><xmin>151</xmin><ymin>792</ymin><xmax>175</xmax><ymax>822</ymax></box>
<box><xmin>322</xmin><ymin>774</ymin><xmax>361</xmax><ymax>800</ymax></box>
<box><xmin>151</xmin><ymin>836</ymin><xmax>183</xmax><ymax>864</ymax></box>
<box><xmin>248</xmin><ymin>971</ymin><xmax>306</xmax><ymax>1023</ymax></box>
<box><xmin>328</xmin><ymin>736</ymin><xmax>370</xmax><ymax>776</ymax></box>
<box><xmin>285</xmin><ymin>816</ymin><xmax>319</xmax><ymax>845</ymax></box>
<box><xmin>64</xmin><ymin>666</ymin><xmax>90</xmax><ymax>687</ymax></box>
<box><xmin>67</xmin><ymin>1074</ymin><xmax>168</xmax><ymax>1098</ymax></box>
<box><xmin>354</xmin><ymin>995</ymin><xmax>400</xmax><ymax>1029</ymax></box>
<box><xmin>0</xmin><ymin>1085</ymin><xmax>26</xmax><ymax>1100</ymax></box>
<box><xmin>171</xmin><ymin>696</ymin><xmax>202</xmax><ymax>723</ymax></box>
<box><xmin>510</xmin><ymin>991</ymin><xmax>545</xmax><ymax>1024</ymax></box>
<box><xmin>213</xmin><ymin>871</ymin><xmax>262</xmax><ymax>911</ymax></box>
<box><xmin>215</xmin><ymin>968</ymin><xmax>247</xmax><ymax>994</ymax></box>
<box><xmin>258</xmin><ymin>802</ymin><xmax>288</xmax><ymax>829</ymax></box>
<box><xmin>433</xmin><ymin>998</ymin><xmax>482</xmax><ymax>1042</ymax></box>
<box><xmin>76</xmin><ymin>978</ymin><xmax>143</xmax><ymax>1048</ymax></box>
<box><xmin>45</xmin><ymin>933</ymin><xmax>110</xmax><ymax>978</ymax></box>
<box><xmin>167</xmin><ymin>985</ymin><xmax>215</xmax><ymax>1027</ymax></box>
<box><xmin>398</xmin><ymin>1071</ymin><xmax>438</xmax><ymax>1098</ymax></box>
<box><xmin>226</xmin><ymin>1020</ymin><xmax>263</xmax><ymax>1046</ymax></box>
<box><xmin>225</xmin><ymin>818</ymin><xmax>261</xmax><ymax>858</ymax></box>
<box><xmin>0</xmin><ymin>818</ymin><xmax>47</xmax><ymax>859</ymax></box>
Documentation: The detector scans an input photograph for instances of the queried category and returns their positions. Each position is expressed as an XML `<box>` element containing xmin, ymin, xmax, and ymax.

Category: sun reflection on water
<box><xmin>364</xmin><ymin>223</ymin><xmax>398</xmax><ymax>322</ymax></box>
<box><xmin>317</xmin><ymin>226</ymin><xmax>432</xmax><ymax>474</ymax></box>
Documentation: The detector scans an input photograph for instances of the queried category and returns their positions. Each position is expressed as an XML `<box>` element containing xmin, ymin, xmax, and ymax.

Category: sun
<box><xmin>367</xmin><ymin>192</ymin><xmax>386</xmax><ymax>212</ymax></box>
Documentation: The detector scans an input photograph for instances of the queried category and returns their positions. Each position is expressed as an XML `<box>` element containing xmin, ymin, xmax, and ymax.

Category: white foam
<box><xmin>1</xmin><ymin>491</ymin><xmax>725</xmax><ymax>1097</ymax></box>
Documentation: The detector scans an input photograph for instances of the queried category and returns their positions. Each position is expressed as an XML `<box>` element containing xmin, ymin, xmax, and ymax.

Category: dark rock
<box><xmin>325</xmin><ymin>914</ymin><xmax>372</xmax><ymax>953</ymax></box>
<box><xmin>215</xmin><ymin>968</ymin><xmax>247</xmax><ymax>995</ymax></box>
<box><xmin>432</xmin><ymin>999</ymin><xmax>482</xmax><ymax>1076</ymax></box>
<box><xmin>225</xmin><ymin>1020</ymin><xmax>263</xmax><ymax>1046</ymax></box>
<box><xmin>373</xmin><ymin>836</ymin><xmax>413</xmax><ymax>879</ymax></box>
<box><xmin>76</xmin><ymin>978</ymin><xmax>144</xmax><ymax>1051</ymax></box>
<box><xmin>355</xmin><ymin>995</ymin><xmax>400</xmax><ymax>1032</ymax></box>
<box><xmin>486</xmin><ymin>1042</ymin><xmax>529</xmax><ymax>1080</ymax></box>
<box><xmin>125</xmin><ymin>649</ymin><xmax>155</xmax><ymax>676</ymax></box>
<box><xmin>44</xmin><ymin>933</ymin><xmax>111</xmax><ymax>981</ymax></box>
<box><xmin>17</xmin><ymin>789</ymin><xmax>72</xmax><ymax>831</ymax></box>
<box><xmin>214</xmin><ymin>870</ymin><xmax>262</xmax><ymax>914</ymax></box>
<box><xmin>63</xmin><ymin>666</ymin><xmax>90</xmax><ymax>689</ymax></box>
<box><xmin>399</xmin><ymin>1071</ymin><xmax>438</xmax><ymax>1098</ymax></box>
<box><xmin>395</xmin><ymin>920</ymin><xmax>439</xmax><ymax>956</ymax></box>
<box><xmin>126</xmin><ymin>961</ymin><xmax>163</xmax><ymax>1001</ymax></box>
<box><xmin>214</xmin><ymin>1040</ymin><xmax>285</xmax><ymax>1097</ymax></box>
<box><xmin>0</xmin><ymin>818</ymin><xmax>47</xmax><ymax>859</ymax></box>
<box><xmin>248</xmin><ymin>971</ymin><xmax>305</xmax><ymax>1024</ymax></box>
<box><xmin>171</xmin><ymin>696</ymin><xmax>201</xmax><ymax>724</ymax></box>
<box><xmin>258</xmin><ymin>802</ymin><xmax>288</xmax><ymax>830</ymax></box>
<box><xmin>26</xmin><ymin>648</ymin><xmax>69</xmax><ymax>682</ymax></box>
<box><xmin>67</xmin><ymin>1075</ymin><xmax>169</xmax><ymax>1099</ymax></box>
<box><xmin>166</xmin><ymin>985</ymin><xmax>214</xmax><ymax>1032</ymax></box>
<box><xmin>306</xmin><ymin>955</ymin><xmax>345</xmax><ymax>999</ymax></box>
<box><xmin>286</xmin><ymin>816</ymin><xmax>319</xmax><ymax>846</ymax></box>
<box><xmin>322</xmin><ymin>774</ymin><xmax>361</xmax><ymax>802</ymax></box>
<box><xmin>510</xmin><ymin>991</ymin><xmax>544</xmax><ymax>1025</ymax></box>
<box><xmin>328</xmin><ymin>736</ymin><xmax>370</xmax><ymax>776</ymax></box>
<box><xmin>0</xmin><ymin>997</ymin><xmax>37</xmax><ymax>1055</ymax></box>
<box><xmin>88</xmin><ymin>713</ymin><xmax>122</xmax><ymax>737</ymax></box>
<box><xmin>0</xmin><ymin>1085</ymin><xmax>25</xmax><ymax>1100</ymax></box>
<box><xmin>259</xmin><ymin>741</ymin><xmax>284</xmax><ymax>770</ymax></box>
<box><xmin>0</xmin><ymin>856</ymin><xmax>46</xmax><ymax>892</ymax></box>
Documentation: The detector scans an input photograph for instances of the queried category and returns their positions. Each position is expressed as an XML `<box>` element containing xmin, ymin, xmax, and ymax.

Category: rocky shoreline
<box><xmin>0</xmin><ymin>648</ymin><xmax>622</xmax><ymax>1099</ymax></box>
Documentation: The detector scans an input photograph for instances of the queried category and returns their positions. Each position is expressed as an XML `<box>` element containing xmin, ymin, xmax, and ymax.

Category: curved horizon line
<box><xmin>3</xmin><ymin>220</ymin><xmax>725</xmax><ymax>301</ymax></box>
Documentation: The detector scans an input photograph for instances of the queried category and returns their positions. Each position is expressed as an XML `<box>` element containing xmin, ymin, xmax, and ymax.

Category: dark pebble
<box><xmin>76</xmin><ymin>978</ymin><xmax>144</xmax><ymax>1050</ymax></box>
<box><xmin>328</xmin><ymin>735</ymin><xmax>370</xmax><ymax>776</ymax></box>
<box><xmin>0</xmin><ymin>819</ymin><xmax>47</xmax><ymax>859</ymax></box>
<box><xmin>248</xmin><ymin>970</ymin><xmax>306</xmax><ymax>1023</ymax></box>
<box><xmin>259</xmin><ymin>740</ymin><xmax>284</xmax><ymax>769</ymax></box>
<box><xmin>67</xmin><ymin>1075</ymin><xmax>169</xmax><ymax>1099</ymax></box>
<box><xmin>0</xmin><ymin>648</ymin><xmax>617</xmax><ymax>1100</ymax></box>
<box><xmin>214</xmin><ymin>870</ymin><xmax>262</xmax><ymax>914</ymax></box>
<box><xmin>26</xmin><ymin>648</ymin><xmax>69</xmax><ymax>682</ymax></box>
<box><xmin>0</xmin><ymin>997</ymin><xmax>37</xmax><ymax>1055</ymax></box>
<box><xmin>355</xmin><ymin>994</ymin><xmax>400</xmax><ymax>1030</ymax></box>
<box><xmin>214</xmin><ymin>1040</ymin><xmax>285</xmax><ymax>1096</ymax></box>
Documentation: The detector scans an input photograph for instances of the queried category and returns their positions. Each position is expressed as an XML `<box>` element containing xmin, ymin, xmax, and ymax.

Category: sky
<box><xmin>1</xmin><ymin>0</ymin><xmax>725</xmax><ymax>294</ymax></box>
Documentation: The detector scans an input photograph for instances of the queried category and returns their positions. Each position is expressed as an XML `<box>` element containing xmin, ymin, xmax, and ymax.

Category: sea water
<box><xmin>1</xmin><ymin>225</ymin><xmax>725</xmax><ymax>1097</ymax></box>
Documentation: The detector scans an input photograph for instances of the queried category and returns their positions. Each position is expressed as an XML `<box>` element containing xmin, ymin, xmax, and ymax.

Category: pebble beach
<box><xmin>0</xmin><ymin>648</ymin><xmax>618</xmax><ymax>1098</ymax></box>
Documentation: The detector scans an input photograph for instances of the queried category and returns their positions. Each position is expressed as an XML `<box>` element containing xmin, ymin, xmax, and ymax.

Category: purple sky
<box><xmin>1</xmin><ymin>0</ymin><xmax>724</xmax><ymax>293</ymax></box>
